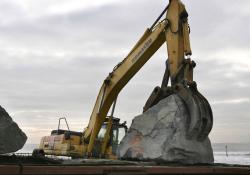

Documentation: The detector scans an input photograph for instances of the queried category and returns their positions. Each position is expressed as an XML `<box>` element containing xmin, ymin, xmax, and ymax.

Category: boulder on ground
<box><xmin>118</xmin><ymin>94</ymin><xmax>214</xmax><ymax>164</ymax></box>
<box><xmin>0</xmin><ymin>106</ymin><xmax>27</xmax><ymax>154</ymax></box>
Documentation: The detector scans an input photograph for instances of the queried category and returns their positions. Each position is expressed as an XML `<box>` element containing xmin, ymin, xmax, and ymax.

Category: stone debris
<box><xmin>0</xmin><ymin>106</ymin><xmax>27</xmax><ymax>154</ymax></box>
<box><xmin>118</xmin><ymin>94</ymin><xmax>214</xmax><ymax>164</ymax></box>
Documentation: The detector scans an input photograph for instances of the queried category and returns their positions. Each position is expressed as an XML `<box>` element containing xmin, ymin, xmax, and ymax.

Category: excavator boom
<box><xmin>84</xmin><ymin>20</ymin><xmax>168</xmax><ymax>154</ymax></box>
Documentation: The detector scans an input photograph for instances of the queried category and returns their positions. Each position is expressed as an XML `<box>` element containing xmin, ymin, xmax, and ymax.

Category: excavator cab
<box><xmin>93</xmin><ymin>117</ymin><xmax>127</xmax><ymax>158</ymax></box>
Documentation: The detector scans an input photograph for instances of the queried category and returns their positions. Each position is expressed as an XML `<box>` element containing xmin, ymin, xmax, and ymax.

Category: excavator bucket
<box><xmin>144</xmin><ymin>59</ymin><xmax>213</xmax><ymax>141</ymax></box>
<box><xmin>175</xmin><ymin>81</ymin><xmax>213</xmax><ymax>141</ymax></box>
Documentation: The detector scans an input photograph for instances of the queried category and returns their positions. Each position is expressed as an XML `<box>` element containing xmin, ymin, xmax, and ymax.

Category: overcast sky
<box><xmin>0</xmin><ymin>0</ymin><xmax>250</xmax><ymax>144</ymax></box>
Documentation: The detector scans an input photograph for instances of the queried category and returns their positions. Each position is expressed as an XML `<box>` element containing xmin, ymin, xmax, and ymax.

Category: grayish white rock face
<box><xmin>118</xmin><ymin>94</ymin><xmax>214</xmax><ymax>164</ymax></box>
<box><xmin>0</xmin><ymin>106</ymin><xmax>27</xmax><ymax>154</ymax></box>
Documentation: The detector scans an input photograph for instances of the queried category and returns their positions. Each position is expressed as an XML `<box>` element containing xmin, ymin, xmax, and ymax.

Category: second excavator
<box><xmin>36</xmin><ymin>0</ymin><xmax>213</xmax><ymax>159</ymax></box>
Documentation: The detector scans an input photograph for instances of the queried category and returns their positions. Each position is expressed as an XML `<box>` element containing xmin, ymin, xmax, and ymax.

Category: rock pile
<box><xmin>118</xmin><ymin>94</ymin><xmax>214</xmax><ymax>164</ymax></box>
<box><xmin>0</xmin><ymin>106</ymin><xmax>27</xmax><ymax>154</ymax></box>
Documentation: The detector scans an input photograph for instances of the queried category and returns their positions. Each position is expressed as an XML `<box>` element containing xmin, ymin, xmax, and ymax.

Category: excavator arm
<box><xmin>84</xmin><ymin>19</ymin><xmax>167</xmax><ymax>154</ymax></box>
<box><xmin>83</xmin><ymin>0</ymin><xmax>213</xmax><ymax>156</ymax></box>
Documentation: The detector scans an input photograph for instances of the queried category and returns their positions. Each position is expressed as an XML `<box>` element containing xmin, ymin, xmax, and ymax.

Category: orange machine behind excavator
<box><xmin>35</xmin><ymin>0</ymin><xmax>213</xmax><ymax>159</ymax></box>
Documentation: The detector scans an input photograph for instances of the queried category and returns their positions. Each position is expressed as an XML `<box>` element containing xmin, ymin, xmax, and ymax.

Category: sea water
<box><xmin>18</xmin><ymin>143</ymin><xmax>250</xmax><ymax>165</ymax></box>
<box><xmin>213</xmin><ymin>143</ymin><xmax>250</xmax><ymax>165</ymax></box>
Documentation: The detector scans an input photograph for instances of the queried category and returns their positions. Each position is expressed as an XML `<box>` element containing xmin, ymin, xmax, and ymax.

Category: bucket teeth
<box><xmin>175</xmin><ymin>81</ymin><xmax>213</xmax><ymax>141</ymax></box>
<box><xmin>175</xmin><ymin>83</ymin><xmax>201</xmax><ymax>139</ymax></box>
<box><xmin>195</xmin><ymin>91</ymin><xmax>213</xmax><ymax>141</ymax></box>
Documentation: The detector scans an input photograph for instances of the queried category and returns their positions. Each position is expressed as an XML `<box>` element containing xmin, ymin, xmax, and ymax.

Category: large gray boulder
<box><xmin>118</xmin><ymin>94</ymin><xmax>214</xmax><ymax>164</ymax></box>
<box><xmin>0</xmin><ymin>106</ymin><xmax>27</xmax><ymax>154</ymax></box>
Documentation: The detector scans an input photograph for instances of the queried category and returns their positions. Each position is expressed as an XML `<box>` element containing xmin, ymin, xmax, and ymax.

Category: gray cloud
<box><xmin>0</xmin><ymin>0</ymin><xmax>249</xmax><ymax>144</ymax></box>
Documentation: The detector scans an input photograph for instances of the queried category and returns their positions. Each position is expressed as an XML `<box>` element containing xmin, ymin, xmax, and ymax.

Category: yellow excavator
<box><xmin>34</xmin><ymin>0</ymin><xmax>213</xmax><ymax>159</ymax></box>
